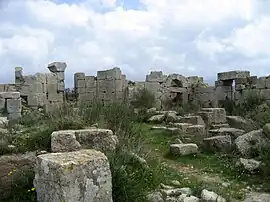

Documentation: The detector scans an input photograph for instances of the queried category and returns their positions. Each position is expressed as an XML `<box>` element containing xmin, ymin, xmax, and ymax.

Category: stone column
<box><xmin>15</xmin><ymin>67</ymin><xmax>23</xmax><ymax>84</ymax></box>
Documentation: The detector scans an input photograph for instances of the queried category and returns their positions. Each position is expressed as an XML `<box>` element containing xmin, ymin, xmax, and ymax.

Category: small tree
<box><xmin>130</xmin><ymin>88</ymin><xmax>155</xmax><ymax>109</ymax></box>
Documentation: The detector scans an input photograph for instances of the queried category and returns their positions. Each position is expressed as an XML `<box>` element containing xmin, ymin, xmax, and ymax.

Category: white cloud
<box><xmin>0</xmin><ymin>0</ymin><xmax>270</xmax><ymax>86</ymax></box>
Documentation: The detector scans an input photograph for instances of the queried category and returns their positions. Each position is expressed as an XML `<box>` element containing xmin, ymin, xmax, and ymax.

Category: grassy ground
<box><xmin>139</xmin><ymin>123</ymin><xmax>269</xmax><ymax>201</ymax></box>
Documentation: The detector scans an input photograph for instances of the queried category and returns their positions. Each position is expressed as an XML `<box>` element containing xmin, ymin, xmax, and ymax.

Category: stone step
<box><xmin>208</xmin><ymin>127</ymin><xmax>245</xmax><ymax>139</ymax></box>
<box><xmin>179</xmin><ymin>115</ymin><xmax>205</xmax><ymax>126</ymax></box>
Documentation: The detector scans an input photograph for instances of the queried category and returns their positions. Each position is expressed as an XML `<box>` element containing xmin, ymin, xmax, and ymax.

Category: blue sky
<box><xmin>0</xmin><ymin>0</ymin><xmax>270</xmax><ymax>87</ymax></box>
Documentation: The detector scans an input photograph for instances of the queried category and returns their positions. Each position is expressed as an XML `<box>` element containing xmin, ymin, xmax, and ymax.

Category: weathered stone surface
<box><xmin>0</xmin><ymin>152</ymin><xmax>36</xmax><ymax>200</ymax></box>
<box><xmin>0</xmin><ymin>92</ymin><xmax>20</xmax><ymax>99</ymax></box>
<box><xmin>48</xmin><ymin>62</ymin><xmax>67</xmax><ymax>73</ymax></box>
<box><xmin>180</xmin><ymin>115</ymin><xmax>205</xmax><ymax>126</ymax></box>
<box><xmin>208</xmin><ymin>127</ymin><xmax>245</xmax><ymax>139</ymax></box>
<box><xmin>198</xmin><ymin>108</ymin><xmax>226</xmax><ymax>125</ymax></box>
<box><xmin>169</xmin><ymin>123</ymin><xmax>192</xmax><ymax>132</ymax></box>
<box><xmin>201</xmin><ymin>189</ymin><xmax>226</xmax><ymax>202</ymax></box>
<box><xmin>6</xmin><ymin>98</ymin><xmax>21</xmax><ymax>113</ymax></box>
<box><xmin>243</xmin><ymin>192</ymin><xmax>270</xmax><ymax>202</ymax></box>
<box><xmin>236</xmin><ymin>158</ymin><xmax>261</xmax><ymax>172</ymax></box>
<box><xmin>226</xmin><ymin>116</ymin><xmax>257</xmax><ymax>132</ymax></box>
<box><xmin>235</xmin><ymin>129</ymin><xmax>269</xmax><ymax>157</ymax></box>
<box><xmin>262</xmin><ymin>123</ymin><xmax>270</xmax><ymax>139</ymax></box>
<box><xmin>147</xmin><ymin>192</ymin><xmax>164</xmax><ymax>202</ymax></box>
<box><xmin>203</xmin><ymin>135</ymin><xmax>232</xmax><ymax>153</ymax></box>
<box><xmin>0</xmin><ymin>117</ymin><xmax>8</xmax><ymax>129</ymax></box>
<box><xmin>210</xmin><ymin>123</ymin><xmax>230</xmax><ymax>129</ymax></box>
<box><xmin>217</xmin><ymin>70</ymin><xmax>250</xmax><ymax>81</ymax></box>
<box><xmin>148</xmin><ymin>114</ymin><xmax>165</xmax><ymax>123</ymax></box>
<box><xmin>186</xmin><ymin>125</ymin><xmax>206</xmax><ymax>136</ymax></box>
<box><xmin>34</xmin><ymin>149</ymin><xmax>112</xmax><ymax>202</ymax></box>
<box><xmin>51</xmin><ymin>128</ymin><xmax>118</xmax><ymax>153</ymax></box>
<box><xmin>170</xmin><ymin>143</ymin><xmax>198</xmax><ymax>156</ymax></box>
<box><xmin>0</xmin><ymin>98</ymin><xmax>5</xmax><ymax>111</ymax></box>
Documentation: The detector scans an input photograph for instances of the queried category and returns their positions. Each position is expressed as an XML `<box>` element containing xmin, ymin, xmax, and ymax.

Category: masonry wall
<box><xmin>0</xmin><ymin>92</ymin><xmax>21</xmax><ymax>120</ymax></box>
<box><xmin>14</xmin><ymin>62</ymin><xmax>66</xmax><ymax>109</ymax></box>
<box><xmin>74</xmin><ymin>67</ymin><xmax>128</xmax><ymax>105</ymax></box>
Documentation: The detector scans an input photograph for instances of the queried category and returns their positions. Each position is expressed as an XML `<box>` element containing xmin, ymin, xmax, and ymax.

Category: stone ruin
<box><xmin>1</xmin><ymin>62</ymin><xmax>270</xmax><ymax>119</ymax></box>
<box><xmin>74</xmin><ymin>67</ymin><xmax>128</xmax><ymax>105</ymax></box>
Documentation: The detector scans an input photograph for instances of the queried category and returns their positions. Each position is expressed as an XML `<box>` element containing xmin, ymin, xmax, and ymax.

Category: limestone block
<box><xmin>195</xmin><ymin>87</ymin><xmax>215</xmax><ymax>94</ymax></box>
<box><xmin>85</xmin><ymin>76</ymin><xmax>96</xmax><ymax>88</ymax></box>
<box><xmin>34</xmin><ymin>149</ymin><xmax>112</xmax><ymax>202</ymax></box>
<box><xmin>260</xmin><ymin>89</ymin><xmax>270</xmax><ymax>100</ymax></box>
<box><xmin>19</xmin><ymin>85</ymin><xmax>31</xmax><ymax>95</ymax></box>
<box><xmin>97</xmin><ymin>80</ymin><xmax>107</xmax><ymax>92</ymax></box>
<box><xmin>7</xmin><ymin>112</ymin><xmax>21</xmax><ymax>120</ymax></box>
<box><xmin>169</xmin><ymin>87</ymin><xmax>187</xmax><ymax>93</ymax></box>
<box><xmin>115</xmin><ymin>79</ymin><xmax>123</xmax><ymax>91</ymax></box>
<box><xmin>198</xmin><ymin>108</ymin><xmax>227</xmax><ymax>124</ymax></box>
<box><xmin>76</xmin><ymin>87</ymin><xmax>86</xmax><ymax>94</ymax></box>
<box><xmin>170</xmin><ymin>143</ymin><xmax>198</xmax><ymax>156</ymax></box>
<box><xmin>97</xmin><ymin>70</ymin><xmax>107</xmax><ymax>80</ymax></box>
<box><xmin>266</xmin><ymin>77</ymin><xmax>270</xmax><ymax>88</ymax></box>
<box><xmin>203</xmin><ymin>135</ymin><xmax>232</xmax><ymax>152</ymax></box>
<box><xmin>23</xmin><ymin>75</ymin><xmax>37</xmax><ymax>85</ymax></box>
<box><xmin>48</xmin><ymin>92</ymin><xmax>63</xmax><ymax>102</ymax></box>
<box><xmin>76</xmin><ymin>79</ymin><xmax>86</xmax><ymax>88</ymax></box>
<box><xmin>186</xmin><ymin>125</ymin><xmax>206</xmax><ymax>136</ymax></box>
<box><xmin>106</xmin><ymin>67</ymin><xmax>122</xmax><ymax>79</ymax></box>
<box><xmin>0</xmin><ymin>92</ymin><xmax>20</xmax><ymax>99</ymax></box>
<box><xmin>0</xmin><ymin>85</ymin><xmax>4</xmax><ymax>92</ymax></box>
<box><xmin>56</xmin><ymin>72</ymin><xmax>65</xmax><ymax>81</ymax></box>
<box><xmin>255</xmin><ymin>77</ymin><xmax>266</xmax><ymax>89</ymax></box>
<box><xmin>146</xmin><ymin>71</ymin><xmax>163</xmax><ymax>82</ymax></box>
<box><xmin>180</xmin><ymin>116</ymin><xmax>205</xmax><ymax>126</ymax></box>
<box><xmin>48</xmin><ymin>62</ymin><xmax>67</xmax><ymax>73</ymax></box>
<box><xmin>51</xmin><ymin>129</ymin><xmax>118</xmax><ymax>153</ymax></box>
<box><xmin>42</xmin><ymin>83</ymin><xmax>47</xmax><ymax>94</ymax></box>
<box><xmin>208</xmin><ymin>127</ymin><xmax>245</xmax><ymax>140</ymax></box>
<box><xmin>57</xmin><ymin>81</ymin><xmax>65</xmax><ymax>92</ymax></box>
<box><xmin>217</xmin><ymin>71</ymin><xmax>250</xmax><ymax>81</ymax></box>
<box><xmin>30</xmin><ymin>83</ymin><xmax>43</xmax><ymax>94</ymax></box>
<box><xmin>74</xmin><ymin>72</ymin><xmax>85</xmax><ymax>80</ymax></box>
<box><xmin>6</xmin><ymin>98</ymin><xmax>21</xmax><ymax>113</ymax></box>
<box><xmin>35</xmin><ymin>73</ymin><xmax>47</xmax><ymax>83</ymax></box>
<box><xmin>145</xmin><ymin>82</ymin><xmax>160</xmax><ymax>92</ymax></box>
<box><xmin>46</xmin><ymin>73</ymin><xmax>57</xmax><ymax>84</ymax></box>
<box><xmin>28</xmin><ymin>94</ymin><xmax>39</xmax><ymax>106</ymax></box>
<box><xmin>0</xmin><ymin>98</ymin><xmax>5</xmax><ymax>112</ymax></box>
<box><xmin>85</xmin><ymin>87</ymin><xmax>97</xmax><ymax>93</ymax></box>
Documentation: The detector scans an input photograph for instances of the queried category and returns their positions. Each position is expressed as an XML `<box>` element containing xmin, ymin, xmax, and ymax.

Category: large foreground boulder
<box><xmin>235</xmin><ymin>129</ymin><xmax>269</xmax><ymax>157</ymax></box>
<box><xmin>34</xmin><ymin>149</ymin><xmax>112</xmax><ymax>202</ymax></box>
<box><xmin>51</xmin><ymin>128</ymin><xmax>118</xmax><ymax>153</ymax></box>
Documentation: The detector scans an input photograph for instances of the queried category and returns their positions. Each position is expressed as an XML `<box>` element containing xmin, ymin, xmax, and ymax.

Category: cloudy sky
<box><xmin>0</xmin><ymin>0</ymin><xmax>270</xmax><ymax>87</ymax></box>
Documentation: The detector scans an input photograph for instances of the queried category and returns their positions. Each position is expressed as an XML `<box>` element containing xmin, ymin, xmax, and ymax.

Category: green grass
<box><xmin>140</xmin><ymin>122</ymin><xmax>270</xmax><ymax>200</ymax></box>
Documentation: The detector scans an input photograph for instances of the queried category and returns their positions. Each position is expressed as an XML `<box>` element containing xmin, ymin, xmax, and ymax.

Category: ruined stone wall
<box><xmin>140</xmin><ymin>71</ymin><xmax>207</xmax><ymax>109</ymax></box>
<box><xmin>0</xmin><ymin>92</ymin><xmax>21</xmax><ymax>120</ymax></box>
<box><xmin>14</xmin><ymin>62</ymin><xmax>66</xmax><ymax>109</ymax></box>
<box><xmin>74</xmin><ymin>67</ymin><xmax>128</xmax><ymax>105</ymax></box>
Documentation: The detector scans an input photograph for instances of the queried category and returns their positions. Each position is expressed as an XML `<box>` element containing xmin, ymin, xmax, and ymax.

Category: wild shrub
<box><xmin>130</xmin><ymin>88</ymin><xmax>155</xmax><ymax>110</ymax></box>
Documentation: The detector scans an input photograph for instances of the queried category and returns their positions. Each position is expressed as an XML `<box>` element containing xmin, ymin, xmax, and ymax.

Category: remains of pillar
<box><xmin>34</xmin><ymin>149</ymin><xmax>113</xmax><ymax>202</ymax></box>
